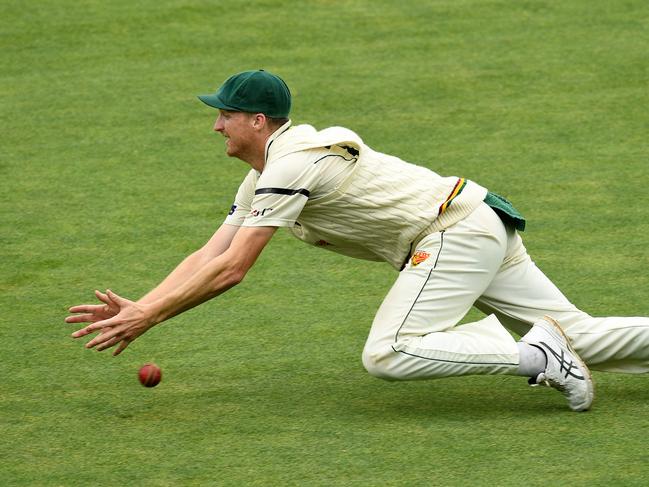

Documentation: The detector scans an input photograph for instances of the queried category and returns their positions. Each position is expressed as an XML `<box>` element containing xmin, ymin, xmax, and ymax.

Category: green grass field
<box><xmin>2</xmin><ymin>0</ymin><xmax>649</xmax><ymax>485</ymax></box>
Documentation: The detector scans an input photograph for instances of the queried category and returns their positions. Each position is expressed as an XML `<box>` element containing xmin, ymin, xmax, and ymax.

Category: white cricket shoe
<box><xmin>522</xmin><ymin>316</ymin><xmax>594</xmax><ymax>412</ymax></box>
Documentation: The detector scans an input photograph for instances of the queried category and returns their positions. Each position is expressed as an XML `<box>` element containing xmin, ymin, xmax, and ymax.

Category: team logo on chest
<box><xmin>411</xmin><ymin>250</ymin><xmax>431</xmax><ymax>266</ymax></box>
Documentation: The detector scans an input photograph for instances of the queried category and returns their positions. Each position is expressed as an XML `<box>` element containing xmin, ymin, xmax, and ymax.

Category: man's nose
<box><xmin>213</xmin><ymin>116</ymin><xmax>224</xmax><ymax>132</ymax></box>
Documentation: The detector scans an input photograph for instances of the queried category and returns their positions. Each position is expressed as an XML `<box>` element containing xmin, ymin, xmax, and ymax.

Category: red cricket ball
<box><xmin>138</xmin><ymin>363</ymin><xmax>162</xmax><ymax>387</ymax></box>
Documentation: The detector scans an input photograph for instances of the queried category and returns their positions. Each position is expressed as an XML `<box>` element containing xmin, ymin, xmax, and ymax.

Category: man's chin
<box><xmin>224</xmin><ymin>147</ymin><xmax>244</xmax><ymax>161</ymax></box>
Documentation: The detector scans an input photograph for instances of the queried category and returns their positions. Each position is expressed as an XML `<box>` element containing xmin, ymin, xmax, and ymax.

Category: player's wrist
<box><xmin>140</xmin><ymin>299</ymin><xmax>167</xmax><ymax>328</ymax></box>
<box><xmin>145</xmin><ymin>293</ymin><xmax>188</xmax><ymax>326</ymax></box>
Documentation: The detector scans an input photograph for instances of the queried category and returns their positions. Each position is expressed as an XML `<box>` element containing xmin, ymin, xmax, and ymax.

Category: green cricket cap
<box><xmin>198</xmin><ymin>69</ymin><xmax>291</xmax><ymax>118</ymax></box>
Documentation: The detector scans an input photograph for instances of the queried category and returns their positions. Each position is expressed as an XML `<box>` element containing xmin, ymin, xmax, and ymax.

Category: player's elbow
<box><xmin>220</xmin><ymin>266</ymin><xmax>247</xmax><ymax>289</ymax></box>
<box><xmin>207</xmin><ymin>262</ymin><xmax>247</xmax><ymax>294</ymax></box>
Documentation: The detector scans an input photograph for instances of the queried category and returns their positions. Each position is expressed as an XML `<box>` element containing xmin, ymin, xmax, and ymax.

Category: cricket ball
<box><xmin>138</xmin><ymin>363</ymin><xmax>162</xmax><ymax>387</ymax></box>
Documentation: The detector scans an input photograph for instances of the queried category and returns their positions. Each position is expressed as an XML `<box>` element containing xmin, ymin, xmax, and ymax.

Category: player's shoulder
<box><xmin>239</xmin><ymin>167</ymin><xmax>260</xmax><ymax>191</ymax></box>
<box><xmin>259</xmin><ymin>149</ymin><xmax>324</xmax><ymax>189</ymax></box>
<box><xmin>270</xmin><ymin>123</ymin><xmax>363</xmax><ymax>159</ymax></box>
<box><xmin>266</xmin><ymin>146</ymin><xmax>331</xmax><ymax>167</ymax></box>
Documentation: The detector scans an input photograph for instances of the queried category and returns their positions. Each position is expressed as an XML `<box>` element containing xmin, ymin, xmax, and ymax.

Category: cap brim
<box><xmin>198</xmin><ymin>94</ymin><xmax>239</xmax><ymax>112</ymax></box>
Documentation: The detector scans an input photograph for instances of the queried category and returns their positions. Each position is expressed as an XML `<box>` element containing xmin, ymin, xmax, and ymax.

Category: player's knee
<box><xmin>361</xmin><ymin>346</ymin><xmax>401</xmax><ymax>381</ymax></box>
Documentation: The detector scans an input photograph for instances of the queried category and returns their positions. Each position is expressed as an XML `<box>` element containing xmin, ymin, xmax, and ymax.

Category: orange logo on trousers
<box><xmin>411</xmin><ymin>250</ymin><xmax>431</xmax><ymax>266</ymax></box>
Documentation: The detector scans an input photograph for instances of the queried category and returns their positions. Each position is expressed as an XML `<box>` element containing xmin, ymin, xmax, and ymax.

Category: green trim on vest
<box><xmin>484</xmin><ymin>191</ymin><xmax>526</xmax><ymax>231</ymax></box>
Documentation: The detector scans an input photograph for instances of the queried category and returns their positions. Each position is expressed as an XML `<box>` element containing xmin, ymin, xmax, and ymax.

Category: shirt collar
<box><xmin>264</xmin><ymin>120</ymin><xmax>292</xmax><ymax>164</ymax></box>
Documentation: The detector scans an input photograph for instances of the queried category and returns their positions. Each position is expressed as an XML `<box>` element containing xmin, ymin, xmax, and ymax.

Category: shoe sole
<box><xmin>542</xmin><ymin>315</ymin><xmax>595</xmax><ymax>411</ymax></box>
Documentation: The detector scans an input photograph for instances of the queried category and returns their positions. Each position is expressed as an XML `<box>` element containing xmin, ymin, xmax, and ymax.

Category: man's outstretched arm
<box><xmin>67</xmin><ymin>225</ymin><xmax>277</xmax><ymax>355</ymax></box>
<box><xmin>138</xmin><ymin>223</ymin><xmax>242</xmax><ymax>305</ymax></box>
<box><xmin>65</xmin><ymin>224</ymin><xmax>240</xmax><ymax>329</ymax></box>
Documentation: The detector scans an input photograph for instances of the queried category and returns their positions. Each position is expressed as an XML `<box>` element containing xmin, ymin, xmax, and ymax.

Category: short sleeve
<box><xmin>242</xmin><ymin>150</ymin><xmax>323</xmax><ymax>228</ymax></box>
<box><xmin>223</xmin><ymin>169</ymin><xmax>258</xmax><ymax>226</ymax></box>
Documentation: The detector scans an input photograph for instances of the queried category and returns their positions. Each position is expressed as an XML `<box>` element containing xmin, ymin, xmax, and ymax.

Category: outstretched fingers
<box><xmin>67</xmin><ymin>304</ymin><xmax>104</xmax><ymax>315</ymax></box>
<box><xmin>84</xmin><ymin>322</ymin><xmax>123</xmax><ymax>348</ymax></box>
<box><xmin>68</xmin><ymin>290</ymin><xmax>149</xmax><ymax>356</ymax></box>
<box><xmin>65</xmin><ymin>313</ymin><xmax>99</xmax><ymax>324</ymax></box>
<box><xmin>95</xmin><ymin>335</ymin><xmax>123</xmax><ymax>351</ymax></box>
<box><xmin>95</xmin><ymin>289</ymin><xmax>117</xmax><ymax>306</ymax></box>
<box><xmin>71</xmin><ymin>316</ymin><xmax>119</xmax><ymax>339</ymax></box>
<box><xmin>113</xmin><ymin>339</ymin><xmax>131</xmax><ymax>356</ymax></box>
<box><xmin>67</xmin><ymin>290</ymin><xmax>122</xmax><ymax>328</ymax></box>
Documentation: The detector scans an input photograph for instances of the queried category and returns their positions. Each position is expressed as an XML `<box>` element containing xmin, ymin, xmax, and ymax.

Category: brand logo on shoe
<box><xmin>411</xmin><ymin>250</ymin><xmax>431</xmax><ymax>266</ymax></box>
<box><xmin>540</xmin><ymin>342</ymin><xmax>585</xmax><ymax>380</ymax></box>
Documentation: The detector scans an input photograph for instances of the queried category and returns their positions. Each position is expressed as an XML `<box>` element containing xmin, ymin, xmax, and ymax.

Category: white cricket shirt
<box><xmin>224</xmin><ymin>122</ymin><xmax>487</xmax><ymax>269</ymax></box>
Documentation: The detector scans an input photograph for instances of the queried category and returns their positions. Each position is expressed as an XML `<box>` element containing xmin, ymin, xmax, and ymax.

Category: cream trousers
<box><xmin>362</xmin><ymin>203</ymin><xmax>649</xmax><ymax>380</ymax></box>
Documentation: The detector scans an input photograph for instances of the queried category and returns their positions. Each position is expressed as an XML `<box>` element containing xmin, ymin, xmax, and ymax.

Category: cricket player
<box><xmin>67</xmin><ymin>70</ymin><xmax>649</xmax><ymax>412</ymax></box>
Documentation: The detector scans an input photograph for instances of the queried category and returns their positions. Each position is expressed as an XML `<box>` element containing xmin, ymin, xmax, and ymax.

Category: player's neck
<box><xmin>241</xmin><ymin>136</ymin><xmax>269</xmax><ymax>172</ymax></box>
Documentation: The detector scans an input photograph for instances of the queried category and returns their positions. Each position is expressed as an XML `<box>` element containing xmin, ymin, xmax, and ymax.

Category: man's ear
<box><xmin>252</xmin><ymin>113</ymin><xmax>267</xmax><ymax>130</ymax></box>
